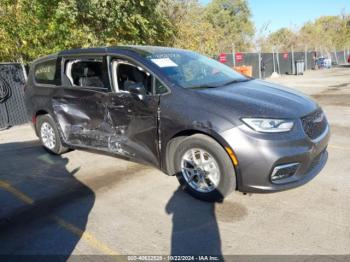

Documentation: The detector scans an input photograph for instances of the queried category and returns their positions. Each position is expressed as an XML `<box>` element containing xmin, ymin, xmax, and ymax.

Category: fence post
<box><xmin>334</xmin><ymin>49</ymin><xmax>339</xmax><ymax>65</ymax></box>
<box><xmin>276</xmin><ymin>49</ymin><xmax>281</xmax><ymax>74</ymax></box>
<box><xmin>304</xmin><ymin>47</ymin><xmax>308</xmax><ymax>70</ymax></box>
<box><xmin>258</xmin><ymin>52</ymin><xmax>262</xmax><ymax>79</ymax></box>
<box><xmin>232</xmin><ymin>43</ymin><xmax>236</xmax><ymax>68</ymax></box>
<box><xmin>272</xmin><ymin>47</ymin><xmax>276</xmax><ymax>73</ymax></box>
<box><xmin>291</xmin><ymin>46</ymin><xmax>295</xmax><ymax>75</ymax></box>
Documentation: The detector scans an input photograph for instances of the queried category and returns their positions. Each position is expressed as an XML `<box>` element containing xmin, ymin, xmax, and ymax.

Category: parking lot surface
<box><xmin>0</xmin><ymin>67</ymin><xmax>349</xmax><ymax>257</ymax></box>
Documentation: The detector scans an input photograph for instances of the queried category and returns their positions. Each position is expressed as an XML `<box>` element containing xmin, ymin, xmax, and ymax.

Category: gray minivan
<box><xmin>25</xmin><ymin>46</ymin><xmax>330</xmax><ymax>201</ymax></box>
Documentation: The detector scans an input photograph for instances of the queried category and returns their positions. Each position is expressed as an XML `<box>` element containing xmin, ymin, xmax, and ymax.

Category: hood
<box><xmin>192</xmin><ymin>79</ymin><xmax>318</xmax><ymax>119</ymax></box>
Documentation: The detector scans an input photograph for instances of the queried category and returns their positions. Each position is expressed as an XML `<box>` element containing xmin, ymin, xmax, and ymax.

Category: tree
<box><xmin>205</xmin><ymin>0</ymin><xmax>254</xmax><ymax>52</ymax></box>
<box><xmin>0</xmin><ymin>0</ymin><xmax>174</xmax><ymax>62</ymax></box>
<box><xmin>258</xmin><ymin>14</ymin><xmax>350</xmax><ymax>53</ymax></box>
<box><xmin>299</xmin><ymin>16</ymin><xmax>342</xmax><ymax>51</ymax></box>
<box><xmin>263</xmin><ymin>28</ymin><xmax>298</xmax><ymax>52</ymax></box>
<box><xmin>160</xmin><ymin>0</ymin><xmax>223</xmax><ymax>55</ymax></box>
<box><xmin>162</xmin><ymin>0</ymin><xmax>255</xmax><ymax>53</ymax></box>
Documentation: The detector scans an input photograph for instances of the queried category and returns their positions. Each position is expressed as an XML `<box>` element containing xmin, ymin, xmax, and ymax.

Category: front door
<box><xmin>53</xmin><ymin>55</ymin><xmax>160</xmax><ymax>166</ymax></box>
<box><xmin>106</xmin><ymin>59</ymin><xmax>160</xmax><ymax>166</ymax></box>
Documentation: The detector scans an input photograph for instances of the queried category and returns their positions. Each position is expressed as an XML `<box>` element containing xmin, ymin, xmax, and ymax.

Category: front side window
<box><xmin>34</xmin><ymin>60</ymin><xmax>58</xmax><ymax>85</ymax></box>
<box><xmin>65</xmin><ymin>58</ymin><xmax>107</xmax><ymax>90</ymax></box>
<box><xmin>155</xmin><ymin>79</ymin><xmax>168</xmax><ymax>94</ymax></box>
<box><xmin>145</xmin><ymin>50</ymin><xmax>249</xmax><ymax>89</ymax></box>
<box><xmin>114</xmin><ymin>61</ymin><xmax>153</xmax><ymax>95</ymax></box>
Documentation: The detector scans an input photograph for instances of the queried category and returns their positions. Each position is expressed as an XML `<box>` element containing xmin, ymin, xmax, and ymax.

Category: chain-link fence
<box><xmin>215</xmin><ymin>50</ymin><xmax>350</xmax><ymax>79</ymax></box>
<box><xmin>0</xmin><ymin>63</ymin><xmax>28</xmax><ymax>130</ymax></box>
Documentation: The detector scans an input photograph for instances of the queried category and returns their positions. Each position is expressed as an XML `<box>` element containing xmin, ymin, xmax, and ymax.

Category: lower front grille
<box><xmin>301</xmin><ymin>109</ymin><xmax>328</xmax><ymax>140</ymax></box>
<box><xmin>271</xmin><ymin>162</ymin><xmax>300</xmax><ymax>183</ymax></box>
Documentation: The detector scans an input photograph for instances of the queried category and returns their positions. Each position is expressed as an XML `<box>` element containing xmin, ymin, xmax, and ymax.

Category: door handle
<box><xmin>108</xmin><ymin>105</ymin><xmax>125</xmax><ymax>109</ymax></box>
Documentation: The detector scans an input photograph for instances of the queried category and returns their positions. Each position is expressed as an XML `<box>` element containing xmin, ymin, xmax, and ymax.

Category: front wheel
<box><xmin>173</xmin><ymin>134</ymin><xmax>236</xmax><ymax>202</ymax></box>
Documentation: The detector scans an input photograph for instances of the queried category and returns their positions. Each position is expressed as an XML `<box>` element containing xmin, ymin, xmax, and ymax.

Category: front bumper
<box><xmin>221</xmin><ymin>121</ymin><xmax>330</xmax><ymax>193</ymax></box>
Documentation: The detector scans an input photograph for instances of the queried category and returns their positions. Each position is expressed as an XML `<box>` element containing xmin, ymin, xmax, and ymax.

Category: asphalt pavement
<box><xmin>0</xmin><ymin>67</ymin><xmax>349</xmax><ymax>259</ymax></box>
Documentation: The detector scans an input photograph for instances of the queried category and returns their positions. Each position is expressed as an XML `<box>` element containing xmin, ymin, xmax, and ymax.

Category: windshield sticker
<box><xmin>147</xmin><ymin>53</ymin><xmax>181</xmax><ymax>59</ymax></box>
<box><xmin>150</xmin><ymin>58</ymin><xmax>178</xmax><ymax>68</ymax></box>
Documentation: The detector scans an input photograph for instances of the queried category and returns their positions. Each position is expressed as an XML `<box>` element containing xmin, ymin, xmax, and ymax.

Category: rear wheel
<box><xmin>36</xmin><ymin>114</ymin><xmax>69</xmax><ymax>155</ymax></box>
<box><xmin>173</xmin><ymin>134</ymin><xmax>236</xmax><ymax>202</ymax></box>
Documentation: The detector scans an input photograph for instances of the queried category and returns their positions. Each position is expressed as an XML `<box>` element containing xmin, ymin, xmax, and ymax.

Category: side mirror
<box><xmin>124</xmin><ymin>81</ymin><xmax>146</xmax><ymax>96</ymax></box>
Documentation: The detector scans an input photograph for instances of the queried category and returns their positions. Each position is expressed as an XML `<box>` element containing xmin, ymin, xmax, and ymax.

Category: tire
<box><xmin>172</xmin><ymin>134</ymin><xmax>236</xmax><ymax>202</ymax></box>
<box><xmin>36</xmin><ymin>114</ymin><xmax>69</xmax><ymax>155</ymax></box>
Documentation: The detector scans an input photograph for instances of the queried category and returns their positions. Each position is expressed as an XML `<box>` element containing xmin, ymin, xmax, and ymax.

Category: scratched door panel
<box><xmin>107</xmin><ymin>92</ymin><xmax>160</xmax><ymax>166</ymax></box>
<box><xmin>52</xmin><ymin>87</ymin><xmax>110</xmax><ymax>148</ymax></box>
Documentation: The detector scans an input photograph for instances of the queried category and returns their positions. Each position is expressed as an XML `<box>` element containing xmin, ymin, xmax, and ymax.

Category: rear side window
<box><xmin>34</xmin><ymin>60</ymin><xmax>58</xmax><ymax>85</ymax></box>
<box><xmin>65</xmin><ymin>58</ymin><xmax>109</xmax><ymax>91</ymax></box>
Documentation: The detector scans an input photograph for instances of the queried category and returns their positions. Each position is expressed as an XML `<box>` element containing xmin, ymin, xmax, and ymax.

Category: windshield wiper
<box><xmin>219</xmin><ymin>78</ymin><xmax>251</xmax><ymax>87</ymax></box>
<box><xmin>187</xmin><ymin>78</ymin><xmax>251</xmax><ymax>89</ymax></box>
<box><xmin>187</xmin><ymin>85</ymin><xmax>218</xmax><ymax>90</ymax></box>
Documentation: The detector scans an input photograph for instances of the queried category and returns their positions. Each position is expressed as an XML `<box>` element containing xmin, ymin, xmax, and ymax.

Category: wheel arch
<box><xmin>35</xmin><ymin>109</ymin><xmax>49</xmax><ymax>117</ymax></box>
<box><xmin>164</xmin><ymin>128</ymin><xmax>241</xmax><ymax>189</ymax></box>
<box><xmin>33</xmin><ymin>109</ymin><xmax>50</xmax><ymax>136</ymax></box>
<box><xmin>167</xmin><ymin>129</ymin><xmax>229</xmax><ymax>151</ymax></box>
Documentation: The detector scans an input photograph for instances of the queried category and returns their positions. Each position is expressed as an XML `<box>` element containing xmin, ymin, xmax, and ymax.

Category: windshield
<box><xmin>145</xmin><ymin>50</ymin><xmax>249</xmax><ymax>89</ymax></box>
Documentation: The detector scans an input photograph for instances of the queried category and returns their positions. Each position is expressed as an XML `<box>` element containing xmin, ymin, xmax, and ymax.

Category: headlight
<box><xmin>241</xmin><ymin>118</ymin><xmax>294</xmax><ymax>133</ymax></box>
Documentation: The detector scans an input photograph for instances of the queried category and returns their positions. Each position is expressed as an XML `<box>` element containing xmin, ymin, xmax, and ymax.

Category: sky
<box><xmin>200</xmin><ymin>0</ymin><xmax>350</xmax><ymax>34</ymax></box>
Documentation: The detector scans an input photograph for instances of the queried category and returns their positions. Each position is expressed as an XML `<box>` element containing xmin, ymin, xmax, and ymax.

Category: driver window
<box><xmin>115</xmin><ymin>62</ymin><xmax>152</xmax><ymax>94</ymax></box>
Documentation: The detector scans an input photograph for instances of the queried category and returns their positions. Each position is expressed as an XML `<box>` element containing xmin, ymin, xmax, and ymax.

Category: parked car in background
<box><xmin>25</xmin><ymin>46</ymin><xmax>330</xmax><ymax>201</ymax></box>
<box><xmin>316</xmin><ymin>57</ymin><xmax>332</xmax><ymax>69</ymax></box>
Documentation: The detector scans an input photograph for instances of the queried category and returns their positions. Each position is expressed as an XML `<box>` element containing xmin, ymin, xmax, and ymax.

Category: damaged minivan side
<box><xmin>26</xmin><ymin>46</ymin><xmax>330</xmax><ymax>202</ymax></box>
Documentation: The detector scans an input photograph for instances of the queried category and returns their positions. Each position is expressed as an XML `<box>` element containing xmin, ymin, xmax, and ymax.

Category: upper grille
<box><xmin>301</xmin><ymin>109</ymin><xmax>328</xmax><ymax>140</ymax></box>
